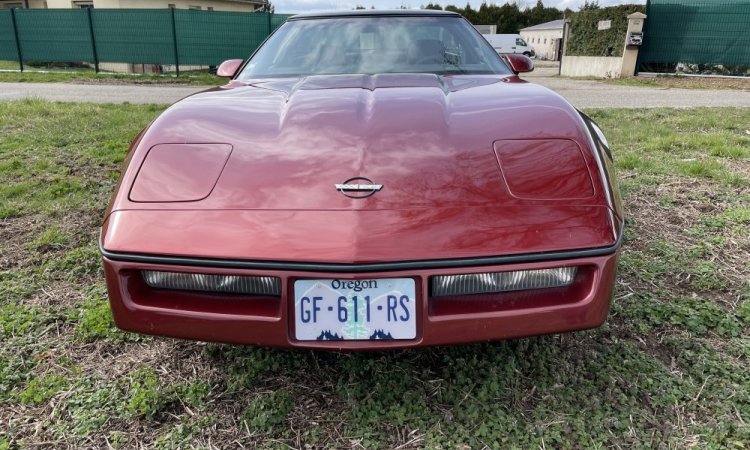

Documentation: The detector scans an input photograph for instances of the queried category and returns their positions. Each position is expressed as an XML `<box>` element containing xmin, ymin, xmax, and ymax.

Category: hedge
<box><xmin>566</xmin><ymin>4</ymin><xmax>645</xmax><ymax>57</ymax></box>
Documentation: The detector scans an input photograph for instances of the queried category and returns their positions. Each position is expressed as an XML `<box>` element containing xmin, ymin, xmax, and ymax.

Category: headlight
<box><xmin>142</xmin><ymin>271</ymin><xmax>281</xmax><ymax>296</ymax></box>
<box><xmin>494</xmin><ymin>139</ymin><xmax>594</xmax><ymax>200</ymax></box>
<box><xmin>129</xmin><ymin>143</ymin><xmax>233</xmax><ymax>202</ymax></box>
<box><xmin>431</xmin><ymin>267</ymin><xmax>577</xmax><ymax>297</ymax></box>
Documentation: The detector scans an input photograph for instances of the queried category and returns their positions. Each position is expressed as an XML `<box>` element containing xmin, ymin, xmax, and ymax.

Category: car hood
<box><xmin>125</xmin><ymin>73</ymin><xmax>590</xmax><ymax>211</ymax></box>
<box><xmin>104</xmin><ymin>74</ymin><xmax>618</xmax><ymax>262</ymax></box>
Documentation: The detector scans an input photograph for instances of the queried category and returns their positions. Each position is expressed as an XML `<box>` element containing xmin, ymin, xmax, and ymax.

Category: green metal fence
<box><xmin>0</xmin><ymin>8</ymin><xmax>292</xmax><ymax>74</ymax></box>
<box><xmin>0</xmin><ymin>10</ymin><xmax>20</xmax><ymax>62</ymax></box>
<box><xmin>639</xmin><ymin>0</ymin><xmax>750</xmax><ymax>73</ymax></box>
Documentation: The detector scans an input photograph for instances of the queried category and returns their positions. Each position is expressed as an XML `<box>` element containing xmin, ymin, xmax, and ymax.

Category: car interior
<box><xmin>240</xmin><ymin>17</ymin><xmax>508</xmax><ymax>78</ymax></box>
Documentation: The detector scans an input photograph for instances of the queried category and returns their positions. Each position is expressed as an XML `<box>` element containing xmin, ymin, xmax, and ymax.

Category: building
<box><xmin>473</xmin><ymin>24</ymin><xmax>497</xmax><ymax>35</ymax></box>
<box><xmin>520</xmin><ymin>19</ymin><xmax>564</xmax><ymax>61</ymax></box>
<box><xmin>0</xmin><ymin>0</ymin><xmax>266</xmax><ymax>11</ymax></box>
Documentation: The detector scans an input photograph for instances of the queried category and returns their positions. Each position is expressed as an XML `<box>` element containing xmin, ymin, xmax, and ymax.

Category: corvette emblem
<box><xmin>335</xmin><ymin>177</ymin><xmax>383</xmax><ymax>199</ymax></box>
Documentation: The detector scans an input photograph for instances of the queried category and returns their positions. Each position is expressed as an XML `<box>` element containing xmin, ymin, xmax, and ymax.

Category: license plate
<box><xmin>293</xmin><ymin>278</ymin><xmax>416</xmax><ymax>341</ymax></box>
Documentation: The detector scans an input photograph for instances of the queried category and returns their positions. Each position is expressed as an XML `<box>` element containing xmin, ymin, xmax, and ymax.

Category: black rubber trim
<box><xmin>99</xmin><ymin>225</ymin><xmax>623</xmax><ymax>273</ymax></box>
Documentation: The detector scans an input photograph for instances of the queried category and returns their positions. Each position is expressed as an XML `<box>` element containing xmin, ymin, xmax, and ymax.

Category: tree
<box><xmin>422</xmin><ymin>3</ymin><xmax>443</xmax><ymax>10</ymax></box>
<box><xmin>527</xmin><ymin>0</ymin><xmax>563</xmax><ymax>26</ymax></box>
<box><xmin>443</xmin><ymin>1</ymin><xmax>564</xmax><ymax>32</ymax></box>
<box><xmin>260</xmin><ymin>0</ymin><xmax>274</xmax><ymax>12</ymax></box>
<box><xmin>354</xmin><ymin>4</ymin><xmax>367</xmax><ymax>8</ymax></box>
<box><xmin>460</xmin><ymin>2</ymin><xmax>478</xmax><ymax>23</ymax></box>
<box><xmin>581</xmin><ymin>0</ymin><xmax>600</xmax><ymax>10</ymax></box>
<box><xmin>497</xmin><ymin>2</ymin><xmax>525</xmax><ymax>33</ymax></box>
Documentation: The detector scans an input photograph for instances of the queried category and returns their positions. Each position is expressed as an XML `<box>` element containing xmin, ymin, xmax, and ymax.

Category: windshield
<box><xmin>238</xmin><ymin>16</ymin><xmax>512</xmax><ymax>79</ymax></box>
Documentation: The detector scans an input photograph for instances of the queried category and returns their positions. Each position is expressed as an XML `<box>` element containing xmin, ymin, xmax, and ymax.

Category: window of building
<box><xmin>73</xmin><ymin>1</ymin><xmax>94</xmax><ymax>7</ymax></box>
<box><xmin>207</xmin><ymin>6</ymin><xmax>214</xmax><ymax>10</ymax></box>
<box><xmin>168</xmin><ymin>3</ymin><xmax>176</xmax><ymax>7</ymax></box>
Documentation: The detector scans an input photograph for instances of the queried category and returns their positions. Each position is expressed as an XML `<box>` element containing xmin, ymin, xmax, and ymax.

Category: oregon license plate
<box><xmin>293</xmin><ymin>278</ymin><xmax>416</xmax><ymax>341</ymax></box>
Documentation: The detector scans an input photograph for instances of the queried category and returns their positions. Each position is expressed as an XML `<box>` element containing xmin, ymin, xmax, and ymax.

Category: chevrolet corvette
<box><xmin>100</xmin><ymin>10</ymin><xmax>623</xmax><ymax>349</ymax></box>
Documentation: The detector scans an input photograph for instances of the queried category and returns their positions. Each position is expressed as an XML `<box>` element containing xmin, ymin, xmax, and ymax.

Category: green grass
<box><xmin>0</xmin><ymin>101</ymin><xmax>749</xmax><ymax>447</ymax></box>
<box><xmin>590</xmin><ymin>108</ymin><xmax>749</xmax><ymax>186</ymax></box>
<box><xmin>0</xmin><ymin>69</ymin><xmax>224</xmax><ymax>86</ymax></box>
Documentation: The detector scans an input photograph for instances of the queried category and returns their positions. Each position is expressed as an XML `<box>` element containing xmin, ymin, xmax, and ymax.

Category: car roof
<box><xmin>288</xmin><ymin>9</ymin><xmax>462</xmax><ymax>20</ymax></box>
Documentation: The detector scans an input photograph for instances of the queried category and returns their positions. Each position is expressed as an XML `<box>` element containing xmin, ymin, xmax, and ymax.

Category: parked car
<box><xmin>482</xmin><ymin>33</ymin><xmax>535</xmax><ymax>57</ymax></box>
<box><xmin>100</xmin><ymin>10</ymin><xmax>622</xmax><ymax>350</ymax></box>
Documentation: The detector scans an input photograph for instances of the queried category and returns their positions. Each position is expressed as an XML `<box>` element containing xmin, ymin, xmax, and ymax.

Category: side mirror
<box><xmin>216</xmin><ymin>59</ymin><xmax>244</xmax><ymax>78</ymax></box>
<box><xmin>504</xmin><ymin>53</ymin><xmax>534</xmax><ymax>74</ymax></box>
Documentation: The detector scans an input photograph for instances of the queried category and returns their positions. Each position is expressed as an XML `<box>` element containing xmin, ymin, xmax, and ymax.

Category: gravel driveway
<box><xmin>2</xmin><ymin>69</ymin><xmax>750</xmax><ymax>108</ymax></box>
<box><xmin>0</xmin><ymin>82</ymin><xmax>200</xmax><ymax>105</ymax></box>
<box><xmin>525</xmin><ymin>65</ymin><xmax>750</xmax><ymax>108</ymax></box>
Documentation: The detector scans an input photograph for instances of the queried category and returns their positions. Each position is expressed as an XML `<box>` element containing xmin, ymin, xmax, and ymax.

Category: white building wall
<box><xmin>521</xmin><ymin>28</ymin><xmax>563</xmax><ymax>60</ymax></box>
<box><xmin>560</xmin><ymin>56</ymin><xmax>622</xmax><ymax>78</ymax></box>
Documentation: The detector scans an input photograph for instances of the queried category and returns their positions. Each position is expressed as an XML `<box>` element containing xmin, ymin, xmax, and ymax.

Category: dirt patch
<box><xmin>621</xmin><ymin>174</ymin><xmax>750</xmax><ymax>306</ymax></box>
<box><xmin>0</xmin><ymin>215</ymin><xmax>46</xmax><ymax>271</ymax></box>
<box><xmin>724</xmin><ymin>158</ymin><xmax>750</xmax><ymax>179</ymax></box>
<box><xmin>640</xmin><ymin>76</ymin><xmax>750</xmax><ymax>91</ymax></box>
<box><xmin>72</xmin><ymin>339</ymin><xmax>209</xmax><ymax>381</ymax></box>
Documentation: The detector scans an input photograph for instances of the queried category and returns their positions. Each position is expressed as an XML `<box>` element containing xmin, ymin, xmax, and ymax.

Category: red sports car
<box><xmin>100</xmin><ymin>10</ymin><xmax>623</xmax><ymax>349</ymax></box>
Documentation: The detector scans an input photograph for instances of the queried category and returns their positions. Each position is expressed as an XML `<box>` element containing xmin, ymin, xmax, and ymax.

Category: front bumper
<box><xmin>102</xmin><ymin>251</ymin><xmax>618</xmax><ymax>350</ymax></box>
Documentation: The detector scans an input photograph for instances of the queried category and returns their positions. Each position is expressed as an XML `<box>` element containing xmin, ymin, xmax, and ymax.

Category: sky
<box><xmin>274</xmin><ymin>0</ymin><xmax>645</xmax><ymax>14</ymax></box>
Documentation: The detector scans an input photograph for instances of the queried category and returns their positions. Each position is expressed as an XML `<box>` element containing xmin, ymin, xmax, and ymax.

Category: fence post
<box><xmin>10</xmin><ymin>8</ymin><xmax>23</xmax><ymax>72</ymax></box>
<box><xmin>620</xmin><ymin>12</ymin><xmax>647</xmax><ymax>77</ymax></box>
<box><xmin>635</xmin><ymin>0</ymin><xmax>650</xmax><ymax>75</ymax></box>
<box><xmin>267</xmin><ymin>12</ymin><xmax>272</xmax><ymax>35</ymax></box>
<box><xmin>559</xmin><ymin>18</ymin><xmax>570</xmax><ymax>76</ymax></box>
<box><xmin>171</xmin><ymin>7</ymin><xmax>180</xmax><ymax>77</ymax></box>
<box><xmin>86</xmin><ymin>8</ymin><xmax>99</xmax><ymax>73</ymax></box>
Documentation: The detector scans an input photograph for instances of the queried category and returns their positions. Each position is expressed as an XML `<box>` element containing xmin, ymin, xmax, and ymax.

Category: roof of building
<box><xmin>290</xmin><ymin>9</ymin><xmax>461</xmax><ymax>20</ymax></box>
<box><xmin>520</xmin><ymin>19</ymin><xmax>565</xmax><ymax>32</ymax></box>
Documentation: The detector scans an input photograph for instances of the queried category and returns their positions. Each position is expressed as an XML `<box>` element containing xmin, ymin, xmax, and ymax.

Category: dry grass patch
<box><xmin>1</xmin><ymin>102</ymin><xmax>749</xmax><ymax>448</ymax></box>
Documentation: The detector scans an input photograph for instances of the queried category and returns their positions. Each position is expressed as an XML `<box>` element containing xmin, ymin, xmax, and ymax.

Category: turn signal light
<box><xmin>142</xmin><ymin>271</ymin><xmax>281</xmax><ymax>296</ymax></box>
<box><xmin>431</xmin><ymin>267</ymin><xmax>577</xmax><ymax>297</ymax></box>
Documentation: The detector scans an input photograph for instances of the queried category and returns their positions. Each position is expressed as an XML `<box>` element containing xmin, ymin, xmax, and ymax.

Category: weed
<box><xmin>737</xmin><ymin>299</ymin><xmax>750</xmax><ymax>325</ymax></box>
<box><xmin>619</xmin><ymin>295</ymin><xmax>742</xmax><ymax>337</ymax></box>
<box><xmin>242</xmin><ymin>390</ymin><xmax>294</xmax><ymax>433</ymax></box>
<box><xmin>126</xmin><ymin>369</ymin><xmax>171</xmax><ymax>419</ymax></box>
<box><xmin>0</xmin><ymin>304</ymin><xmax>40</xmax><ymax>338</ymax></box>
<box><xmin>43</xmin><ymin>245</ymin><xmax>102</xmax><ymax>279</ymax></box>
<box><xmin>74</xmin><ymin>295</ymin><xmax>119</xmax><ymax>342</ymax></box>
<box><xmin>17</xmin><ymin>372</ymin><xmax>68</xmax><ymax>406</ymax></box>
